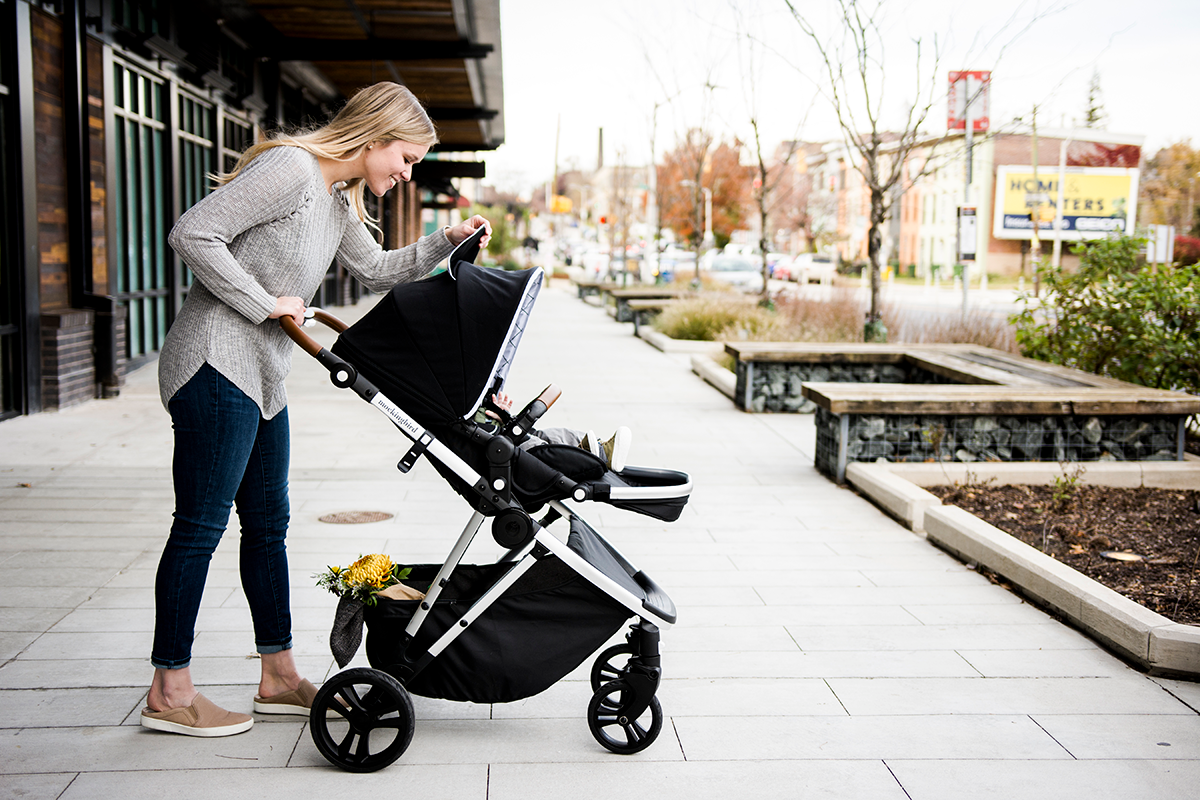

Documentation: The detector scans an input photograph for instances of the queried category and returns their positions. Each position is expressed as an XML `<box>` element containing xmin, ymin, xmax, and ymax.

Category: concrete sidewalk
<box><xmin>2</xmin><ymin>281</ymin><xmax>1199</xmax><ymax>799</ymax></box>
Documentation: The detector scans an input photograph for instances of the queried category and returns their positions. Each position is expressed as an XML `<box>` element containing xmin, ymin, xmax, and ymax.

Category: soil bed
<box><xmin>926</xmin><ymin>483</ymin><xmax>1200</xmax><ymax>625</ymax></box>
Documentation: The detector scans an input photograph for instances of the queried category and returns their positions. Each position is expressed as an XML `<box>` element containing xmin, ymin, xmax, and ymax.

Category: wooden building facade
<box><xmin>0</xmin><ymin>0</ymin><xmax>502</xmax><ymax>418</ymax></box>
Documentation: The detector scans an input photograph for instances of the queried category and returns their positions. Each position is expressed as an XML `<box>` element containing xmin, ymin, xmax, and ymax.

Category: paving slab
<box><xmin>885</xmin><ymin>760</ymin><xmax>1200</xmax><ymax>800</ymax></box>
<box><xmin>488</xmin><ymin>762</ymin><xmax>908</xmax><ymax>800</ymax></box>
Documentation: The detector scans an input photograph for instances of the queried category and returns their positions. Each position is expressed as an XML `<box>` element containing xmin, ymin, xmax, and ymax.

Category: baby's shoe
<box><xmin>580</xmin><ymin>427</ymin><xmax>631</xmax><ymax>472</ymax></box>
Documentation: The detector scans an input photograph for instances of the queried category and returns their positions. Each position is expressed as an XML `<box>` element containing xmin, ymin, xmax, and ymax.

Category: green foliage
<box><xmin>1051</xmin><ymin>462</ymin><xmax>1086</xmax><ymax>510</ymax></box>
<box><xmin>466</xmin><ymin>204</ymin><xmax>521</xmax><ymax>264</ymax></box>
<box><xmin>1011</xmin><ymin>234</ymin><xmax>1200</xmax><ymax>394</ymax></box>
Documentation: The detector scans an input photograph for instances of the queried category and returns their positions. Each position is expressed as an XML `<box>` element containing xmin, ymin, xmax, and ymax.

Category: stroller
<box><xmin>282</xmin><ymin>228</ymin><xmax>691</xmax><ymax>772</ymax></box>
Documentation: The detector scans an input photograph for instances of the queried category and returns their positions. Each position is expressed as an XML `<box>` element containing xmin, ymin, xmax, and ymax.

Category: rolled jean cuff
<box><xmin>257</xmin><ymin>638</ymin><xmax>293</xmax><ymax>655</ymax></box>
<box><xmin>150</xmin><ymin>656</ymin><xmax>191</xmax><ymax>670</ymax></box>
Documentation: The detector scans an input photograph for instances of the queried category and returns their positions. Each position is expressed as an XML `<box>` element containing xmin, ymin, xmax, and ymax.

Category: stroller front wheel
<box><xmin>587</xmin><ymin>679</ymin><xmax>662</xmax><ymax>754</ymax></box>
<box><xmin>590</xmin><ymin>643</ymin><xmax>635</xmax><ymax>691</ymax></box>
<box><xmin>310</xmin><ymin>667</ymin><xmax>415</xmax><ymax>772</ymax></box>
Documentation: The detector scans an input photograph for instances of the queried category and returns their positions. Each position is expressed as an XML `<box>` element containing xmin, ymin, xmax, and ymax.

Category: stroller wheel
<box><xmin>590</xmin><ymin>643</ymin><xmax>635</xmax><ymax>691</ymax></box>
<box><xmin>310</xmin><ymin>668</ymin><xmax>414</xmax><ymax>772</ymax></box>
<box><xmin>587</xmin><ymin>679</ymin><xmax>662</xmax><ymax>754</ymax></box>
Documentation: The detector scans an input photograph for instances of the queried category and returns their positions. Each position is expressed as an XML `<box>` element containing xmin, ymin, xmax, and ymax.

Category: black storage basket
<box><xmin>364</xmin><ymin>553</ymin><xmax>631</xmax><ymax>704</ymax></box>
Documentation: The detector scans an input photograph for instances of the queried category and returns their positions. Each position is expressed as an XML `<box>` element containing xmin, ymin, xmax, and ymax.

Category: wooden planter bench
<box><xmin>571</xmin><ymin>279</ymin><xmax>618</xmax><ymax>300</ymax></box>
<box><xmin>627</xmin><ymin>298</ymin><xmax>683</xmax><ymax>335</ymax></box>
<box><xmin>607</xmin><ymin>288</ymin><xmax>693</xmax><ymax>323</ymax></box>
<box><xmin>722</xmin><ymin>343</ymin><xmax>1200</xmax><ymax>481</ymax></box>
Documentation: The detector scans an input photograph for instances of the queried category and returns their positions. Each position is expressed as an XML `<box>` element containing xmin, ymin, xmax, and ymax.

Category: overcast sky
<box><xmin>483</xmin><ymin>0</ymin><xmax>1200</xmax><ymax>196</ymax></box>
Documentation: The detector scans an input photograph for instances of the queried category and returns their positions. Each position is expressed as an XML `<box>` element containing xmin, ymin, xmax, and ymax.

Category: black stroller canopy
<box><xmin>331</xmin><ymin>263</ymin><xmax>542</xmax><ymax>426</ymax></box>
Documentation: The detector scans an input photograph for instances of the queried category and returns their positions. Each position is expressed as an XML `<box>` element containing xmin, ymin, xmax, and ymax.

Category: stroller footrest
<box><xmin>634</xmin><ymin>571</ymin><xmax>676</xmax><ymax>625</ymax></box>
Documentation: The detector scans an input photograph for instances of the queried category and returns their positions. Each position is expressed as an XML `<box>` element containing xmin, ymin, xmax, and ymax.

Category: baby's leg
<box><xmin>528</xmin><ymin>427</ymin><xmax>583</xmax><ymax>447</ymax></box>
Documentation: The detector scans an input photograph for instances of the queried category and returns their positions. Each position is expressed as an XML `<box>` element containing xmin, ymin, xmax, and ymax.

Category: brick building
<box><xmin>897</xmin><ymin>128</ymin><xmax>1143</xmax><ymax>279</ymax></box>
<box><xmin>795</xmin><ymin>128</ymin><xmax>1142</xmax><ymax>279</ymax></box>
<box><xmin>0</xmin><ymin>0</ymin><xmax>503</xmax><ymax>419</ymax></box>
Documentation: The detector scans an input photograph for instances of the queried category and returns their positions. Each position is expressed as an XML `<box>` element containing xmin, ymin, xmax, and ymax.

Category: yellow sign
<box><xmin>993</xmin><ymin>166</ymin><xmax>1138</xmax><ymax>240</ymax></box>
<box><xmin>550</xmin><ymin>195</ymin><xmax>573</xmax><ymax>214</ymax></box>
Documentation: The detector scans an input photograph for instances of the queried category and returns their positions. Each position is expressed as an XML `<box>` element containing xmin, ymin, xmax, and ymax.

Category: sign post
<box><xmin>949</xmin><ymin>71</ymin><xmax>991</xmax><ymax>318</ymax></box>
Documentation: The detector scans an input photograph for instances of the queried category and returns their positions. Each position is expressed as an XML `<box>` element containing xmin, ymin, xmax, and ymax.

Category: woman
<box><xmin>141</xmin><ymin>82</ymin><xmax>489</xmax><ymax>737</ymax></box>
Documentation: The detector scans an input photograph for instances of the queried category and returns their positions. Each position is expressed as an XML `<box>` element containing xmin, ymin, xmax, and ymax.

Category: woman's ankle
<box><xmin>148</xmin><ymin>669</ymin><xmax>198</xmax><ymax>712</ymax></box>
<box><xmin>257</xmin><ymin>650</ymin><xmax>302</xmax><ymax>698</ymax></box>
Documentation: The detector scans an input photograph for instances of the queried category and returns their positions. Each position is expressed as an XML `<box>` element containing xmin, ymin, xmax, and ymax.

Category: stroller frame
<box><xmin>282</xmin><ymin>274</ymin><xmax>686</xmax><ymax>772</ymax></box>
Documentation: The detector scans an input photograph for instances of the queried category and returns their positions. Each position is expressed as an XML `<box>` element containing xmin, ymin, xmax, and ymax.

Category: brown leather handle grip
<box><xmin>279</xmin><ymin>309</ymin><xmax>349</xmax><ymax>358</ymax></box>
<box><xmin>536</xmin><ymin>383</ymin><xmax>562</xmax><ymax>411</ymax></box>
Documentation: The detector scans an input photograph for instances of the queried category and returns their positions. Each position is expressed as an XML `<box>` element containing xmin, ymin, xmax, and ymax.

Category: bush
<box><xmin>1175</xmin><ymin>234</ymin><xmax>1200</xmax><ymax>266</ymax></box>
<box><xmin>1011</xmin><ymin>233</ymin><xmax>1200</xmax><ymax>394</ymax></box>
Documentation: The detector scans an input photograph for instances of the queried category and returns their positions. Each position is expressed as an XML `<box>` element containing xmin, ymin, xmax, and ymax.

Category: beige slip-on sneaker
<box><xmin>140</xmin><ymin>693</ymin><xmax>253</xmax><ymax>737</ymax></box>
<box><xmin>253</xmin><ymin>678</ymin><xmax>319</xmax><ymax>715</ymax></box>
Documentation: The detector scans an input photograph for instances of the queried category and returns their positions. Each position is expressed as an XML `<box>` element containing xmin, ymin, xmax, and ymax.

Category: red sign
<box><xmin>948</xmin><ymin>70</ymin><xmax>991</xmax><ymax>132</ymax></box>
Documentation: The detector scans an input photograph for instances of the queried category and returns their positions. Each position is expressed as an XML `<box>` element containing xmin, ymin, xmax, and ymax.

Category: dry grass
<box><xmin>880</xmin><ymin>299</ymin><xmax>1018</xmax><ymax>353</ymax></box>
<box><xmin>654</xmin><ymin>293</ymin><xmax>782</xmax><ymax>341</ymax></box>
<box><xmin>654</xmin><ymin>287</ymin><xmax>1019</xmax><ymax>353</ymax></box>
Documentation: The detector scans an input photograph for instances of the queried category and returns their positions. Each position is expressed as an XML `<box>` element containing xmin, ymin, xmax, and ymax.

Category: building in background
<box><xmin>897</xmin><ymin>129</ymin><xmax>1143</xmax><ymax>278</ymax></box>
<box><xmin>0</xmin><ymin>0</ymin><xmax>504</xmax><ymax>418</ymax></box>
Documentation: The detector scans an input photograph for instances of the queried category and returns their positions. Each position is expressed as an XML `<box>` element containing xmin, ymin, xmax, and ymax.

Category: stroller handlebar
<box><xmin>279</xmin><ymin>308</ymin><xmax>348</xmax><ymax>358</ymax></box>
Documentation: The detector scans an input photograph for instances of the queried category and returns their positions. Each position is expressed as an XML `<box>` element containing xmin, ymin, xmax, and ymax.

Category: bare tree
<box><xmin>784</xmin><ymin>0</ymin><xmax>949</xmax><ymax>340</ymax></box>
<box><xmin>784</xmin><ymin>0</ymin><xmax>1058</xmax><ymax>338</ymax></box>
<box><xmin>729</xmin><ymin>1</ymin><xmax>809</xmax><ymax>304</ymax></box>
<box><xmin>748</xmin><ymin>121</ymin><xmax>799</xmax><ymax>302</ymax></box>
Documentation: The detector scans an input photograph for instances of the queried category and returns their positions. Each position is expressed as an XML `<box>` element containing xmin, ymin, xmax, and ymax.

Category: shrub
<box><xmin>1175</xmin><ymin>234</ymin><xmax>1200</xmax><ymax>266</ymax></box>
<box><xmin>1011</xmin><ymin>233</ymin><xmax>1200</xmax><ymax>394</ymax></box>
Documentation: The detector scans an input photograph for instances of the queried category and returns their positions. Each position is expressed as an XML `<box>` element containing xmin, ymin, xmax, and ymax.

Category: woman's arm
<box><xmin>335</xmin><ymin>215</ymin><xmax>492</xmax><ymax>292</ymax></box>
<box><xmin>168</xmin><ymin>147</ymin><xmax>313</xmax><ymax>323</ymax></box>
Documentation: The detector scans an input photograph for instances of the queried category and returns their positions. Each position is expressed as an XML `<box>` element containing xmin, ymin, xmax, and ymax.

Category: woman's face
<box><xmin>363</xmin><ymin>140</ymin><xmax>429</xmax><ymax>196</ymax></box>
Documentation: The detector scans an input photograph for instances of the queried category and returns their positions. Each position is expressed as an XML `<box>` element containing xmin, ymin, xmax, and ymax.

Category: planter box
<box><xmin>847</xmin><ymin>461</ymin><xmax>1200</xmax><ymax>678</ymax></box>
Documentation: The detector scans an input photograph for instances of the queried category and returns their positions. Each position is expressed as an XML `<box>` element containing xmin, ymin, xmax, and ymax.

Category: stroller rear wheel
<box><xmin>310</xmin><ymin>667</ymin><xmax>414</xmax><ymax>772</ymax></box>
<box><xmin>587</xmin><ymin>679</ymin><xmax>662</xmax><ymax>754</ymax></box>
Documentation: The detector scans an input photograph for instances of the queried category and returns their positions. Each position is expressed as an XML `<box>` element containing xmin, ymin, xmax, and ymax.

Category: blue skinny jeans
<box><xmin>152</xmin><ymin>363</ymin><xmax>293</xmax><ymax>669</ymax></box>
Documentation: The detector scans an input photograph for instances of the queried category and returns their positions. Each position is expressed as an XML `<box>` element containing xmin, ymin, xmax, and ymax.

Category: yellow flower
<box><xmin>342</xmin><ymin>554</ymin><xmax>394</xmax><ymax>588</ymax></box>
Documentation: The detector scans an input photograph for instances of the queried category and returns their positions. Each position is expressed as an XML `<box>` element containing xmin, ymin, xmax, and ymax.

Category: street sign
<box><xmin>957</xmin><ymin>206</ymin><xmax>977</xmax><ymax>262</ymax></box>
<box><xmin>948</xmin><ymin>71</ymin><xmax>991</xmax><ymax>132</ymax></box>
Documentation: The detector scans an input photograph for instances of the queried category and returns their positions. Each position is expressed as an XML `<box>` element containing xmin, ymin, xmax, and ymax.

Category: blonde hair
<box><xmin>216</xmin><ymin>82</ymin><xmax>438</xmax><ymax>233</ymax></box>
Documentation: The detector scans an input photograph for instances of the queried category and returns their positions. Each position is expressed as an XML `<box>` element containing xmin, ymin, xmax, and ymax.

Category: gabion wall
<box><xmin>815</xmin><ymin>408</ymin><xmax>1182</xmax><ymax>479</ymax></box>
<box><xmin>735</xmin><ymin>361</ymin><xmax>951</xmax><ymax>412</ymax></box>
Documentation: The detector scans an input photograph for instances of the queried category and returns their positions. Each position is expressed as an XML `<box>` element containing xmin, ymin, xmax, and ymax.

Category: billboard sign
<box><xmin>992</xmin><ymin>166</ymin><xmax>1139</xmax><ymax>241</ymax></box>
<box><xmin>948</xmin><ymin>71</ymin><xmax>991</xmax><ymax>132</ymax></box>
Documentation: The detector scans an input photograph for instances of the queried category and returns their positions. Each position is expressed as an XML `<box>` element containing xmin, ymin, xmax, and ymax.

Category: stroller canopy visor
<box><xmin>331</xmin><ymin>263</ymin><xmax>542</xmax><ymax>426</ymax></box>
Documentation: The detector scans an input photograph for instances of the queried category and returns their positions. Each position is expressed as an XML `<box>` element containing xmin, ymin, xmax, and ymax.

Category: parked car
<box><xmin>792</xmin><ymin>253</ymin><xmax>837</xmax><ymax>284</ymax></box>
<box><xmin>706</xmin><ymin>254</ymin><xmax>765</xmax><ymax>293</ymax></box>
<box><xmin>770</xmin><ymin>256</ymin><xmax>795</xmax><ymax>282</ymax></box>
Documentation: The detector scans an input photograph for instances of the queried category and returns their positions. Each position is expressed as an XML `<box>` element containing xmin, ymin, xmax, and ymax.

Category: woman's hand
<box><xmin>269</xmin><ymin>296</ymin><xmax>306</xmax><ymax>327</ymax></box>
<box><xmin>446</xmin><ymin>215</ymin><xmax>491</xmax><ymax>248</ymax></box>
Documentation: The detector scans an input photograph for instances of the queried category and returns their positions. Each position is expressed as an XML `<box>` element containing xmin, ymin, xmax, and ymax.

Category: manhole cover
<box><xmin>319</xmin><ymin>511</ymin><xmax>394</xmax><ymax>525</ymax></box>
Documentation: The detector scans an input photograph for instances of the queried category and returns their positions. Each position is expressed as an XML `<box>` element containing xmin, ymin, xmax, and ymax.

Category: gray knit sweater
<box><xmin>159</xmin><ymin>146</ymin><xmax>455</xmax><ymax>419</ymax></box>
